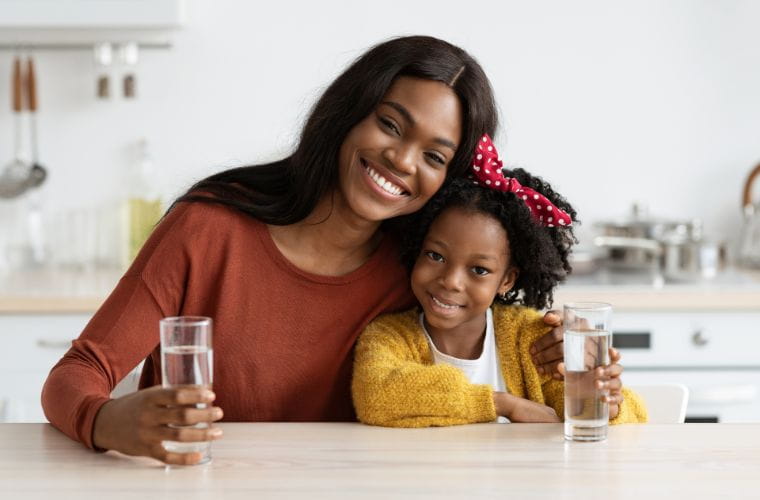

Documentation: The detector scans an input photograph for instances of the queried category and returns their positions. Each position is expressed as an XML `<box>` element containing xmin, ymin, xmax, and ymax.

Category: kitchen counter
<box><xmin>2</xmin><ymin>267</ymin><xmax>760</xmax><ymax>313</ymax></box>
<box><xmin>1</xmin><ymin>422</ymin><xmax>759</xmax><ymax>498</ymax></box>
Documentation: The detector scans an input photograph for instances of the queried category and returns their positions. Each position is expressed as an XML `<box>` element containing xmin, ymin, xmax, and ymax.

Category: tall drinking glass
<box><xmin>563</xmin><ymin>303</ymin><xmax>612</xmax><ymax>442</ymax></box>
<box><xmin>160</xmin><ymin>316</ymin><xmax>213</xmax><ymax>464</ymax></box>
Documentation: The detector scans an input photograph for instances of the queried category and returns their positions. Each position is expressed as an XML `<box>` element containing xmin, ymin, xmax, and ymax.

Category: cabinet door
<box><xmin>0</xmin><ymin>314</ymin><xmax>146</xmax><ymax>422</ymax></box>
<box><xmin>0</xmin><ymin>314</ymin><xmax>90</xmax><ymax>422</ymax></box>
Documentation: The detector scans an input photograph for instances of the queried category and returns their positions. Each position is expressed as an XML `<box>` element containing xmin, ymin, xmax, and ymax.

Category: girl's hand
<box><xmin>531</xmin><ymin>310</ymin><xmax>564</xmax><ymax>379</ymax></box>
<box><xmin>493</xmin><ymin>392</ymin><xmax>561</xmax><ymax>423</ymax></box>
<box><xmin>92</xmin><ymin>385</ymin><xmax>224</xmax><ymax>465</ymax></box>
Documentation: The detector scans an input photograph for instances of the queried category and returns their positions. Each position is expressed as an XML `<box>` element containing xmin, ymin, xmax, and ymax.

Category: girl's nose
<box><xmin>382</xmin><ymin>144</ymin><xmax>416</xmax><ymax>175</ymax></box>
<box><xmin>440</xmin><ymin>266</ymin><xmax>464</xmax><ymax>291</ymax></box>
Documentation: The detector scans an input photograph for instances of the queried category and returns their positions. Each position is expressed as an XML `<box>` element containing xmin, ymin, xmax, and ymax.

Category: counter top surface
<box><xmin>1</xmin><ymin>422</ymin><xmax>759</xmax><ymax>498</ymax></box>
<box><xmin>2</xmin><ymin>267</ymin><xmax>760</xmax><ymax>313</ymax></box>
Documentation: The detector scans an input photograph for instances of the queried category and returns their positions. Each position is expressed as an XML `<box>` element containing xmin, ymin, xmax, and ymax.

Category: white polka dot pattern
<box><xmin>469</xmin><ymin>133</ymin><xmax>573</xmax><ymax>227</ymax></box>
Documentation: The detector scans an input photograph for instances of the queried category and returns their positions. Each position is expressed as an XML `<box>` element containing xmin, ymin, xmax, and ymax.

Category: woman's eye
<box><xmin>425</xmin><ymin>251</ymin><xmax>444</xmax><ymax>262</ymax></box>
<box><xmin>425</xmin><ymin>152</ymin><xmax>446</xmax><ymax>166</ymax></box>
<box><xmin>379</xmin><ymin>117</ymin><xmax>400</xmax><ymax>135</ymax></box>
<box><xmin>472</xmin><ymin>266</ymin><xmax>490</xmax><ymax>276</ymax></box>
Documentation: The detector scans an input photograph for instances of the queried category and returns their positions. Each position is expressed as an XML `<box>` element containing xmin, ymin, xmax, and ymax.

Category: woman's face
<box><xmin>337</xmin><ymin>76</ymin><xmax>463</xmax><ymax>222</ymax></box>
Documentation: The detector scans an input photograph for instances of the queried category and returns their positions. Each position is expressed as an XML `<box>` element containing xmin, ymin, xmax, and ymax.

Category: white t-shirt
<box><xmin>421</xmin><ymin>308</ymin><xmax>510</xmax><ymax>423</ymax></box>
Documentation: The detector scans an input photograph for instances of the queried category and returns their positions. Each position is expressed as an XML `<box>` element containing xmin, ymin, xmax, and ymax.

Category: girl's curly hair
<box><xmin>399</xmin><ymin>168</ymin><xmax>578</xmax><ymax>310</ymax></box>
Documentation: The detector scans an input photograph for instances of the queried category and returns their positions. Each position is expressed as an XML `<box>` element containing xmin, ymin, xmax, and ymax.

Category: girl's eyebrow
<box><xmin>380</xmin><ymin>101</ymin><xmax>457</xmax><ymax>152</ymax></box>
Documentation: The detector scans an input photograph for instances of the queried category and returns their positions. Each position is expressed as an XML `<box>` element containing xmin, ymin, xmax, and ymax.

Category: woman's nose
<box><xmin>382</xmin><ymin>145</ymin><xmax>416</xmax><ymax>175</ymax></box>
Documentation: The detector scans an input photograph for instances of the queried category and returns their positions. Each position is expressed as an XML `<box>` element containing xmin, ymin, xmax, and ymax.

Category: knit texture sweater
<box><xmin>42</xmin><ymin>201</ymin><xmax>415</xmax><ymax>449</ymax></box>
<box><xmin>352</xmin><ymin>305</ymin><xmax>648</xmax><ymax>427</ymax></box>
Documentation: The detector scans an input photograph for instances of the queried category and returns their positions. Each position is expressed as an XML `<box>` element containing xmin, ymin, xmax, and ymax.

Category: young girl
<box><xmin>352</xmin><ymin>135</ymin><xmax>648</xmax><ymax>426</ymax></box>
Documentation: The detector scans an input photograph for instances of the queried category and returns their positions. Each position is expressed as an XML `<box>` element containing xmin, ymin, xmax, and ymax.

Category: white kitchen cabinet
<box><xmin>0</xmin><ymin>313</ymin><xmax>90</xmax><ymax>422</ymax></box>
<box><xmin>0</xmin><ymin>0</ymin><xmax>185</xmax><ymax>29</ymax></box>
<box><xmin>0</xmin><ymin>313</ymin><xmax>141</xmax><ymax>422</ymax></box>
<box><xmin>613</xmin><ymin>311</ymin><xmax>760</xmax><ymax>422</ymax></box>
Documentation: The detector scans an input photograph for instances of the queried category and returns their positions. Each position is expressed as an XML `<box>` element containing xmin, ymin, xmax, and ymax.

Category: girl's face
<box><xmin>337</xmin><ymin>76</ymin><xmax>462</xmax><ymax>223</ymax></box>
<box><xmin>411</xmin><ymin>206</ymin><xmax>518</xmax><ymax>337</ymax></box>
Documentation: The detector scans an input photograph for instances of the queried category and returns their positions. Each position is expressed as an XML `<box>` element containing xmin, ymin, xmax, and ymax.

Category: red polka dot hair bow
<box><xmin>470</xmin><ymin>134</ymin><xmax>572</xmax><ymax>227</ymax></box>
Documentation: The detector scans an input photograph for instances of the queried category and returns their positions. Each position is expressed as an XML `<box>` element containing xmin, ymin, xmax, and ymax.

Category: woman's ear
<box><xmin>498</xmin><ymin>267</ymin><xmax>519</xmax><ymax>295</ymax></box>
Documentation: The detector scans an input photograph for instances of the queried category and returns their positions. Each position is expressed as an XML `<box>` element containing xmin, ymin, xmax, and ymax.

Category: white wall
<box><xmin>0</xmin><ymin>0</ymin><xmax>758</xmax><ymax>252</ymax></box>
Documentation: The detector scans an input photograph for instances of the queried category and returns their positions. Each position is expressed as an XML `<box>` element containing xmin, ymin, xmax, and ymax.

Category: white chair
<box><xmin>629</xmin><ymin>384</ymin><xmax>689</xmax><ymax>423</ymax></box>
<box><xmin>110</xmin><ymin>362</ymin><xmax>144</xmax><ymax>398</ymax></box>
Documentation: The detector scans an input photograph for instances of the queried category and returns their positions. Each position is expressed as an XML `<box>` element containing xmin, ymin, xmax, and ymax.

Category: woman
<box><xmin>42</xmin><ymin>36</ymin><xmax>566</xmax><ymax>465</ymax></box>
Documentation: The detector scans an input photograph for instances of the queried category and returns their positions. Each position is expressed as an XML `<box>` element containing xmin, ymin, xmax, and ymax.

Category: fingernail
<box><xmin>210</xmin><ymin>428</ymin><xmax>223</xmax><ymax>438</ymax></box>
<box><xmin>537</xmin><ymin>366</ymin><xmax>544</xmax><ymax>374</ymax></box>
<box><xmin>213</xmin><ymin>408</ymin><xmax>223</xmax><ymax>419</ymax></box>
<box><xmin>530</xmin><ymin>346</ymin><xmax>537</xmax><ymax>355</ymax></box>
<box><xmin>204</xmin><ymin>391</ymin><xmax>215</xmax><ymax>401</ymax></box>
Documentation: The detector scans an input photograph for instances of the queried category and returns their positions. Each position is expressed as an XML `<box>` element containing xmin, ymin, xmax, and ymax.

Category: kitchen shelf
<box><xmin>0</xmin><ymin>42</ymin><xmax>171</xmax><ymax>52</ymax></box>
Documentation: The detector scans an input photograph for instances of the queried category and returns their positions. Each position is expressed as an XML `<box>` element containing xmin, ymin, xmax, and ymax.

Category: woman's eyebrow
<box><xmin>380</xmin><ymin>101</ymin><xmax>457</xmax><ymax>152</ymax></box>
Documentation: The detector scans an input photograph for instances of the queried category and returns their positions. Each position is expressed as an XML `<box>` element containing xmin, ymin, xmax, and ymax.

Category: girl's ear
<box><xmin>498</xmin><ymin>267</ymin><xmax>519</xmax><ymax>296</ymax></box>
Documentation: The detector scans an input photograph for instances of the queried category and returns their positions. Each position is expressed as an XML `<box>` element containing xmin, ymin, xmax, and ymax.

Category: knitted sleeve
<box><xmin>352</xmin><ymin>315</ymin><xmax>497</xmax><ymax>428</ymax></box>
<box><xmin>610</xmin><ymin>387</ymin><xmax>649</xmax><ymax>424</ymax></box>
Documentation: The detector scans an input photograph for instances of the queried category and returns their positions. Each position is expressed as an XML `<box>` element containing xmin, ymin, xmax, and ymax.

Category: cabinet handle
<box><xmin>36</xmin><ymin>339</ymin><xmax>72</xmax><ymax>349</ymax></box>
<box><xmin>691</xmin><ymin>330</ymin><xmax>709</xmax><ymax>347</ymax></box>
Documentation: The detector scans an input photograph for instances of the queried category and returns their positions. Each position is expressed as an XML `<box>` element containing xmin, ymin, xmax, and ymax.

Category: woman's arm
<box><xmin>41</xmin><ymin>203</ymin><xmax>225</xmax><ymax>464</ymax></box>
<box><xmin>531</xmin><ymin>310</ymin><xmax>565</xmax><ymax>378</ymax></box>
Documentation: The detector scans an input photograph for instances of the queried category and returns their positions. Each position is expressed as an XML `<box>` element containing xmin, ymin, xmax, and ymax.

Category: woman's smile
<box><xmin>360</xmin><ymin>157</ymin><xmax>410</xmax><ymax>197</ymax></box>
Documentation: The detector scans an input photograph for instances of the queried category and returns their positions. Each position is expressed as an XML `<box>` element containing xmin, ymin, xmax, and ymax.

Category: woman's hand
<box><xmin>92</xmin><ymin>385</ymin><xmax>224</xmax><ymax>465</ymax></box>
<box><xmin>531</xmin><ymin>310</ymin><xmax>564</xmax><ymax>379</ymax></box>
<box><xmin>493</xmin><ymin>392</ymin><xmax>561</xmax><ymax>423</ymax></box>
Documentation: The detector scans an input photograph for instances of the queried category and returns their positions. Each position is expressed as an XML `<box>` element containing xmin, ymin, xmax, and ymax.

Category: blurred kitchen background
<box><xmin>1</xmin><ymin>0</ymin><xmax>760</xmax><ymax>423</ymax></box>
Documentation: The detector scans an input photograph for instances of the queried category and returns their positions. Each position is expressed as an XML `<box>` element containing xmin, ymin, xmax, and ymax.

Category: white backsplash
<box><xmin>0</xmin><ymin>0</ymin><xmax>758</xmax><ymax>257</ymax></box>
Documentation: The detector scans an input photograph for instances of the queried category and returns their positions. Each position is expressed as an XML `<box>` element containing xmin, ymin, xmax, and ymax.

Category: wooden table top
<box><xmin>1</xmin><ymin>422</ymin><xmax>759</xmax><ymax>498</ymax></box>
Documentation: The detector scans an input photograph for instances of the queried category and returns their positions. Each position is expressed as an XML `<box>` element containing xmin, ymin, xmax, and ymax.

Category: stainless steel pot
<box><xmin>593</xmin><ymin>203</ymin><xmax>693</xmax><ymax>271</ymax></box>
<box><xmin>661</xmin><ymin>233</ymin><xmax>720</xmax><ymax>282</ymax></box>
<box><xmin>593</xmin><ymin>204</ymin><xmax>720</xmax><ymax>281</ymax></box>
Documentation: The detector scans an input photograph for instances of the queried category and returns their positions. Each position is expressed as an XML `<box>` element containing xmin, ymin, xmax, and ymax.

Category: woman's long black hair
<box><xmin>175</xmin><ymin>36</ymin><xmax>498</xmax><ymax>226</ymax></box>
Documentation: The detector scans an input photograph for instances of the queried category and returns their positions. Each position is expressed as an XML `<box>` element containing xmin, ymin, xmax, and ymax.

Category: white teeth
<box><xmin>432</xmin><ymin>296</ymin><xmax>459</xmax><ymax>309</ymax></box>
<box><xmin>364</xmin><ymin>162</ymin><xmax>404</xmax><ymax>196</ymax></box>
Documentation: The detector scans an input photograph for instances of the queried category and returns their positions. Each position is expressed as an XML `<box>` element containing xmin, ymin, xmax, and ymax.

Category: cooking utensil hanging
<box><xmin>0</xmin><ymin>53</ymin><xmax>46</xmax><ymax>199</ymax></box>
<box><xmin>0</xmin><ymin>56</ymin><xmax>30</xmax><ymax>198</ymax></box>
<box><xmin>25</xmin><ymin>56</ymin><xmax>47</xmax><ymax>188</ymax></box>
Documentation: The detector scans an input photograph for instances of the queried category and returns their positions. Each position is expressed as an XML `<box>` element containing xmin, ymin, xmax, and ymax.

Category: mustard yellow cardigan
<box><xmin>352</xmin><ymin>304</ymin><xmax>648</xmax><ymax>427</ymax></box>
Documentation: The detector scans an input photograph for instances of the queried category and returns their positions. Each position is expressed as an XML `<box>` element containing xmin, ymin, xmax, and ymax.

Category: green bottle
<box><xmin>123</xmin><ymin>139</ymin><xmax>162</xmax><ymax>267</ymax></box>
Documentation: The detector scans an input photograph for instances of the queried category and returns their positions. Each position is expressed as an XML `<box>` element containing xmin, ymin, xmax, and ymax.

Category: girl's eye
<box><xmin>425</xmin><ymin>152</ymin><xmax>446</xmax><ymax>166</ymax></box>
<box><xmin>425</xmin><ymin>251</ymin><xmax>444</xmax><ymax>262</ymax></box>
<box><xmin>379</xmin><ymin>117</ymin><xmax>400</xmax><ymax>135</ymax></box>
<box><xmin>472</xmin><ymin>266</ymin><xmax>490</xmax><ymax>276</ymax></box>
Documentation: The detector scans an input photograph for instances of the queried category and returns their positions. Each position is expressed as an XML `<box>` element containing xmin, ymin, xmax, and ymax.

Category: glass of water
<box><xmin>160</xmin><ymin>316</ymin><xmax>214</xmax><ymax>464</ymax></box>
<box><xmin>563</xmin><ymin>302</ymin><xmax>612</xmax><ymax>442</ymax></box>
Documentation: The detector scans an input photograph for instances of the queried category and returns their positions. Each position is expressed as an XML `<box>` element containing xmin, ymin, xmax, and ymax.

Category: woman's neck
<box><xmin>425</xmin><ymin>313</ymin><xmax>488</xmax><ymax>360</ymax></box>
<box><xmin>267</xmin><ymin>191</ymin><xmax>384</xmax><ymax>276</ymax></box>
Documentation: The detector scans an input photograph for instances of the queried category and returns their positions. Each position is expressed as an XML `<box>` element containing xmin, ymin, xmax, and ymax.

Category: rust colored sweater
<box><xmin>41</xmin><ymin>201</ymin><xmax>414</xmax><ymax>449</ymax></box>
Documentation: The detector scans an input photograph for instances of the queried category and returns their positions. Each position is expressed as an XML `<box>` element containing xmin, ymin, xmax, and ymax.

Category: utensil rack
<box><xmin>0</xmin><ymin>42</ymin><xmax>171</xmax><ymax>51</ymax></box>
